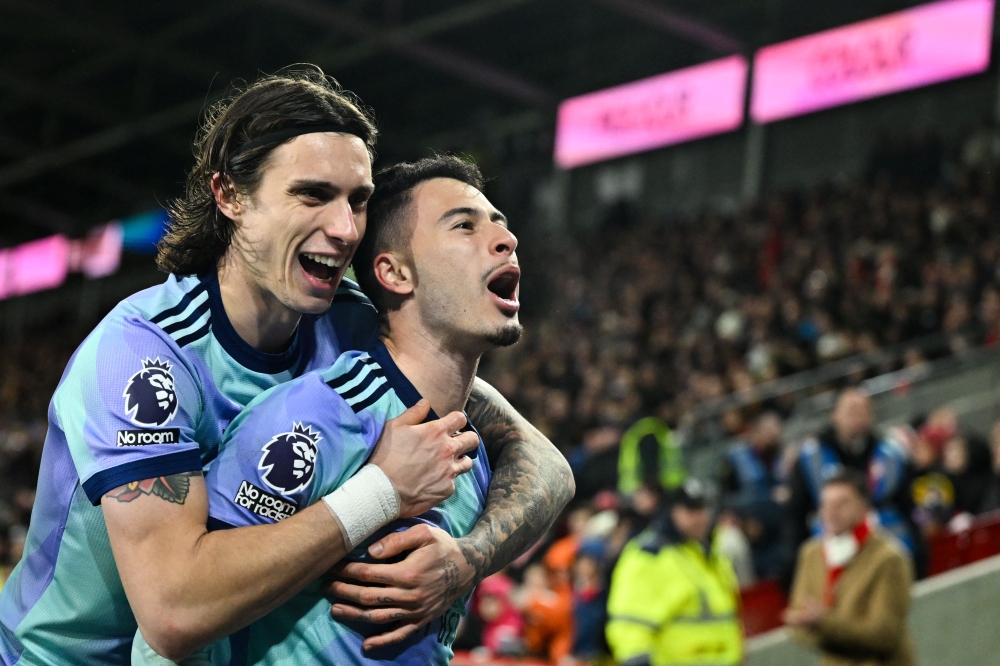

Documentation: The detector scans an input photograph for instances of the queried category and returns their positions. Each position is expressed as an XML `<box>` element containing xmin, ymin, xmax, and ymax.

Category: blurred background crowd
<box><xmin>5</xmin><ymin>124</ymin><xmax>1000</xmax><ymax>663</ymax></box>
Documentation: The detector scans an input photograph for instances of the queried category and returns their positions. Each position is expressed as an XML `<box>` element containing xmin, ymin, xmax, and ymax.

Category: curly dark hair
<box><xmin>353</xmin><ymin>155</ymin><xmax>485</xmax><ymax>322</ymax></box>
<box><xmin>156</xmin><ymin>67</ymin><xmax>378</xmax><ymax>275</ymax></box>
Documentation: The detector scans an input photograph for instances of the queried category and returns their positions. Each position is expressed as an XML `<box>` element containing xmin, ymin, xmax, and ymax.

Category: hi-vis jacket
<box><xmin>606</xmin><ymin>528</ymin><xmax>743</xmax><ymax>666</ymax></box>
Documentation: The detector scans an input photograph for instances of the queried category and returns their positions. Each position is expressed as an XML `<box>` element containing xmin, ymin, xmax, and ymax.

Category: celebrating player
<box><xmin>135</xmin><ymin>154</ymin><xmax>523</xmax><ymax>664</ymax></box>
<box><xmin>0</xmin><ymin>70</ymin><xmax>573</xmax><ymax>665</ymax></box>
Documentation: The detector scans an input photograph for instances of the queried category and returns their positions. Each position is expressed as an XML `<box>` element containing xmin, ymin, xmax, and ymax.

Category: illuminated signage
<box><xmin>0</xmin><ymin>235</ymin><xmax>72</xmax><ymax>300</ymax></box>
<box><xmin>751</xmin><ymin>0</ymin><xmax>994</xmax><ymax>123</ymax></box>
<box><xmin>0</xmin><ymin>225</ymin><xmax>126</xmax><ymax>301</ymax></box>
<box><xmin>0</xmin><ymin>208</ymin><xmax>171</xmax><ymax>302</ymax></box>
<box><xmin>554</xmin><ymin>55</ymin><xmax>749</xmax><ymax>168</ymax></box>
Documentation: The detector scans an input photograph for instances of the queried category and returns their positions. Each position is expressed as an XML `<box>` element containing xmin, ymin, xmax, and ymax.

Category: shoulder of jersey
<box><xmin>322</xmin><ymin>352</ymin><xmax>392</xmax><ymax>414</ymax></box>
<box><xmin>110</xmin><ymin>274</ymin><xmax>369</xmax><ymax>349</ymax></box>
<box><xmin>333</xmin><ymin>277</ymin><xmax>374</xmax><ymax>308</ymax></box>
<box><xmin>117</xmin><ymin>274</ymin><xmax>212</xmax><ymax>348</ymax></box>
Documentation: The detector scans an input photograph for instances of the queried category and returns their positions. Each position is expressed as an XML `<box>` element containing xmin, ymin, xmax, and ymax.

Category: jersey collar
<box><xmin>203</xmin><ymin>270</ymin><xmax>313</xmax><ymax>374</ymax></box>
<box><xmin>369</xmin><ymin>341</ymin><xmax>439</xmax><ymax>420</ymax></box>
<box><xmin>369</xmin><ymin>341</ymin><xmax>482</xmax><ymax>459</ymax></box>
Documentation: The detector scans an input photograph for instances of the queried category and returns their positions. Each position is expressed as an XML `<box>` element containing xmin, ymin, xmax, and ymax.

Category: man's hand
<box><xmin>323</xmin><ymin>524</ymin><xmax>475</xmax><ymax>651</ymax></box>
<box><xmin>783</xmin><ymin>598</ymin><xmax>825</xmax><ymax>628</ymax></box>
<box><xmin>370</xmin><ymin>399</ymin><xmax>480</xmax><ymax>518</ymax></box>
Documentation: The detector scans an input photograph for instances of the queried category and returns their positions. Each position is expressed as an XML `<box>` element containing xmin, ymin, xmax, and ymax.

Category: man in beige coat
<box><xmin>784</xmin><ymin>470</ymin><xmax>915</xmax><ymax>666</ymax></box>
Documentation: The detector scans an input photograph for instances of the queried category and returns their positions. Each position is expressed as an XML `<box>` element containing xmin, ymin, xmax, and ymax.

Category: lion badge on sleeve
<box><xmin>258</xmin><ymin>423</ymin><xmax>321</xmax><ymax>496</ymax></box>
<box><xmin>123</xmin><ymin>358</ymin><xmax>179</xmax><ymax>427</ymax></box>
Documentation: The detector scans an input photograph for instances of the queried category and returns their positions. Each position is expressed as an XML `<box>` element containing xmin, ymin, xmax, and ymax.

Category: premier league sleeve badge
<box><xmin>123</xmin><ymin>358</ymin><xmax>180</xmax><ymax>427</ymax></box>
<box><xmin>258</xmin><ymin>422</ymin><xmax>321</xmax><ymax>496</ymax></box>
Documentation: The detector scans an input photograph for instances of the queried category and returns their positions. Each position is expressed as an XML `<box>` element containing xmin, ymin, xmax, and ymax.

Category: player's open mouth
<box><xmin>299</xmin><ymin>252</ymin><xmax>344</xmax><ymax>284</ymax></box>
<box><xmin>487</xmin><ymin>265</ymin><xmax>520</xmax><ymax>314</ymax></box>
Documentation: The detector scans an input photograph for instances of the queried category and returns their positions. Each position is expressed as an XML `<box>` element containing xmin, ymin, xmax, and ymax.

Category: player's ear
<box><xmin>373</xmin><ymin>252</ymin><xmax>414</xmax><ymax>297</ymax></box>
<box><xmin>210</xmin><ymin>172</ymin><xmax>243</xmax><ymax>222</ymax></box>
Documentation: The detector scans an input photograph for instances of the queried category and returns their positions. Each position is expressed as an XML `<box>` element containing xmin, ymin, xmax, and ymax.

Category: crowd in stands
<box><xmin>0</xmin><ymin>326</ymin><xmax>78</xmax><ymax>582</ymax></box>
<box><xmin>458</xmin><ymin>122</ymin><xmax>1000</xmax><ymax>662</ymax></box>
<box><xmin>4</xmin><ymin>123</ymin><xmax>1000</xmax><ymax>663</ymax></box>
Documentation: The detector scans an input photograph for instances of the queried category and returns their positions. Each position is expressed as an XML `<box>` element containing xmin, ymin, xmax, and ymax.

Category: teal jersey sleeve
<box><xmin>204</xmin><ymin>358</ymin><xmax>384</xmax><ymax>529</ymax></box>
<box><xmin>59</xmin><ymin>312</ymin><xmax>204</xmax><ymax>505</ymax></box>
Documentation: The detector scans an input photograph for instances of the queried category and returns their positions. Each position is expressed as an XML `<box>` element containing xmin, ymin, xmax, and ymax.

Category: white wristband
<box><xmin>322</xmin><ymin>464</ymin><xmax>400</xmax><ymax>550</ymax></box>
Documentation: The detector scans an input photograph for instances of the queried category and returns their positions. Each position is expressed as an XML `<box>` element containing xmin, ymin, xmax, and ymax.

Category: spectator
<box><xmin>720</xmin><ymin>411</ymin><xmax>785</xmax><ymax>505</ymax></box>
<box><xmin>719</xmin><ymin>411</ymin><xmax>787</xmax><ymax>582</ymax></box>
<box><xmin>784</xmin><ymin>389</ymin><xmax>921</xmax><ymax>576</ymax></box>
<box><xmin>472</xmin><ymin>573</ymin><xmax>524</xmax><ymax>657</ymax></box>
<box><xmin>606</xmin><ymin>479</ymin><xmax>742</xmax><ymax>666</ymax></box>
<box><xmin>570</xmin><ymin>540</ymin><xmax>609</xmax><ymax>662</ymax></box>
<box><xmin>544</xmin><ymin>506</ymin><xmax>593</xmax><ymax>578</ymax></box>
<box><xmin>909</xmin><ymin>411</ymin><xmax>959</xmax><ymax>537</ymax></box>
<box><xmin>515</xmin><ymin>563</ymin><xmax>574</xmax><ymax>663</ymax></box>
<box><xmin>940</xmin><ymin>434</ymin><xmax>992</xmax><ymax>520</ymax></box>
<box><xmin>785</xmin><ymin>470</ymin><xmax>915</xmax><ymax>666</ymax></box>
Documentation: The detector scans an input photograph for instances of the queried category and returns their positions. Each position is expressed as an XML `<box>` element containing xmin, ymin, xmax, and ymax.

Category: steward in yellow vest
<box><xmin>607</xmin><ymin>479</ymin><xmax>743</xmax><ymax>666</ymax></box>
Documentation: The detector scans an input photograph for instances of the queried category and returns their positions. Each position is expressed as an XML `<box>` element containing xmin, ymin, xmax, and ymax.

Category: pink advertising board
<box><xmin>0</xmin><ymin>223</ymin><xmax>124</xmax><ymax>301</ymax></box>
<box><xmin>751</xmin><ymin>0</ymin><xmax>995</xmax><ymax>123</ymax></box>
<box><xmin>554</xmin><ymin>55</ymin><xmax>748</xmax><ymax>168</ymax></box>
<box><xmin>0</xmin><ymin>235</ymin><xmax>71</xmax><ymax>300</ymax></box>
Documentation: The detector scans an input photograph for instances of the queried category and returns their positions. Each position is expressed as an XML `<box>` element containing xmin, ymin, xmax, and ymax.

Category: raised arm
<box><xmin>326</xmin><ymin>377</ymin><xmax>574</xmax><ymax>649</ymax></box>
<box><xmin>457</xmin><ymin>377</ymin><xmax>575</xmax><ymax>579</ymax></box>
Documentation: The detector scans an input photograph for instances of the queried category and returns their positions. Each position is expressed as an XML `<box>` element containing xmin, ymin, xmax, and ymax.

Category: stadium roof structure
<box><xmin>0</xmin><ymin>0</ymin><xmax>935</xmax><ymax>246</ymax></box>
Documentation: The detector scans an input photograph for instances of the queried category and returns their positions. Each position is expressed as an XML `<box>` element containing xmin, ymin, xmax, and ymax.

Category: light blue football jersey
<box><xmin>0</xmin><ymin>271</ymin><xmax>379</xmax><ymax>666</ymax></box>
<box><xmin>153</xmin><ymin>341</ymin><xmax>491</xmax><ymax>666</ymax></box>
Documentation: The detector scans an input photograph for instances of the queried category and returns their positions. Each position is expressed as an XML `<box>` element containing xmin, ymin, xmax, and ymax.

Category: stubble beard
<box><xmin>485</xmin><ymin>320</ymin><xmax>524</xmax><ymax>347</ymax></box>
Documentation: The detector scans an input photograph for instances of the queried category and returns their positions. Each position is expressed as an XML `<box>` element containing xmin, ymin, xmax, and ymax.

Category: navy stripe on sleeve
<box><xmin>338</xmin><ymin>369</ymin><xmax>385</xmax><ymax>402</ymax></box>
<box><xmin>149</xmin><ymin>282</ymin><xmax>208</xmax><ymax>324</ymax></box>
<box><xmin>325</xmin><ymin>358</ymin><xmax>367</xmax><ymax>391</ymax></box>
<box><xmin>349</xmin><ymin>382</ymin><xmax>392</xmax><ymax>414</ymax></box>
<box><xmin>82</xmin><ymin>450</ymin><xmax>203</xmax><ymax>506</ymax></box>
<box><xmin>207</xmin><ymin>516</ymin><xmax>237</xmax><ymax>531</ymax></box>
<box><xmin>176</xmin><ymin>322</ymin><xmax>212</xmax><ymax>348</ymax></box>
<box><xmin>325</xmin><ymin>357</ymin><xmax>378</xmax><ymax>391</ymax></box>
<box><xmin>161</xmin><ymin>299</ymin><xmax>211</xmax><ymax>335</ymax></box>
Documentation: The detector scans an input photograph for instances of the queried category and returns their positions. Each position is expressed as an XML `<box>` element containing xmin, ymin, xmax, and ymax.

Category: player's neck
<box><xmin>382</xmin><ymin>327</ymin><xmax>480</xmax><ymax>417</ymax></box>
<box><xmin>217</xmin><ymin>259</ymin><xmax>301</xmax><ymax>353</ymax></box>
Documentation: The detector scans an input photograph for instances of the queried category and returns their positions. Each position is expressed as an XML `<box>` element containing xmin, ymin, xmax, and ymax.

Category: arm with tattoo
<box><xmin>103</xmin><ymin>472</ymin><xmax>352</xmax><ymax>659</ymax></box>
<box><xmin>104</xmin><ymin>472</ymin><xmax>197</xmax><ymax>504</ymax></box>
<box><xmin>322</xmin><ymin>378</ymin><xmax>574</xmax><ymax>651</ymax></box>
<box><xmin>458</xmin><ymin>377</ymin><xmax>575</xmax><ymax>583</ymax></box>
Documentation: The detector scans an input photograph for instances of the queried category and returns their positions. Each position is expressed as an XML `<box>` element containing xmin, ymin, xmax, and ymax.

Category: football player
<box><xmin>136</xmin><ymin>154</ymin><xmax>523</xmax><ymax>665</ymax></box>
<box><xmin>0</xmin><ymin>70</ymin><xmax>573</xmax><ymax>665</ymax></box>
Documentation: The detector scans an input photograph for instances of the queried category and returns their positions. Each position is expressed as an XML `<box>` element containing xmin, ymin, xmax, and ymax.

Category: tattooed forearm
<box><xmin>104</xmin><ymin>472</ymin><xmax>198</xmax><ymax>504</ymax></box>
<box><xmin>460</xmin><ymin>378</ymin><xmax>575</xmax><ymax>583</ymax></box>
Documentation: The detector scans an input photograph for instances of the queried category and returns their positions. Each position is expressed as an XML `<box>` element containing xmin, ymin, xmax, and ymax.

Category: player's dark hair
<box><xmin>353</xmin><ymin>155</ymin><xmax>484</xmax><ymax>323</ymax></box>
<box><xmin>822</xmin><ymin>468</ymin><xmax>870</xmax><ymax>503</ymax></box>
<box><xmin>157</xmin><ymin>67</ymin><xmax>377</xmax><ymax>275</ymax></box>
